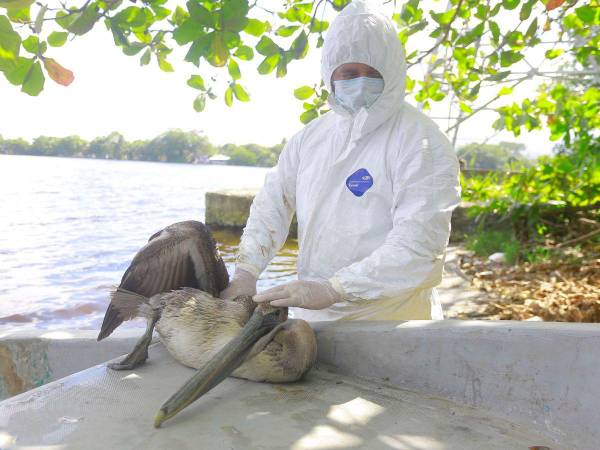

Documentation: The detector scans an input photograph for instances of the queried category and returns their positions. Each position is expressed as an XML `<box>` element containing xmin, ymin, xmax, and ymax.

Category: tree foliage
<box><xmin>458</xmin><ymin>141</ymin><xmax>529</xmax><ymax>170</ymax></box>
<box><xmin>0</xmin><ymin>0</ymin><xmax>597</xmax><ymax>137</ymax></box>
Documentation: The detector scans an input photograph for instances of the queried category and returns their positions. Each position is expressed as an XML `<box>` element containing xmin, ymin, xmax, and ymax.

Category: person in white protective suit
<box><xmin>220</xmin><ymin>0</ymin><xmax>461</xmax><ymax>321</ymax></box>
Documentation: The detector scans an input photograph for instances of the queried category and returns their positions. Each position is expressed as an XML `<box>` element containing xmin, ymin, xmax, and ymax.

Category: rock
<box><xmin>489</xmin><ymin>252</ymin><xmax>506</xmax><ymax>263</ymax></box>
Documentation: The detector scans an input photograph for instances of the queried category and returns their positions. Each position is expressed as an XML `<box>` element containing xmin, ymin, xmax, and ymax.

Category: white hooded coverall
<box><xmin>236</xmin><ymin>0</ymin><xmax>461</xmax><ymax>321</ymax></box>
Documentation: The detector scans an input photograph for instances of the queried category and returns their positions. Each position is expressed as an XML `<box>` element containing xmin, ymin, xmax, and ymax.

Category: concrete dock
<box><xmin>2</xmin><ymin>320</ymin><xmax>599</xmax><ymax>449</ymax></box>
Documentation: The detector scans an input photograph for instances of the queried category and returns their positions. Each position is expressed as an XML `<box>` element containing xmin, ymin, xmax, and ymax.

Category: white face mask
<box><xmin>333</xmin><ymin>76</ymin><xmax>384</xmax><ymax>114</ymax></box>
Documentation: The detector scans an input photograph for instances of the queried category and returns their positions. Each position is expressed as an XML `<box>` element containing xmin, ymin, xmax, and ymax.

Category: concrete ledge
<box><xmin>0</xmin><ymin>329</ymin><xmax>143</xmax><ymax>400</ymax></box>
<box><xmin>313</xmin><ymin>320</ymin><xmax>600</xmax><ymax>450</ymax></box>
<box><xmin>205</xmin><ymin>189</ymin><xmax>258</xmax><ymax>229</ymax></box>
<box><xmin>0</xmin><ymin>343</ymin><xmax>559</xmax><ymax>449</ymax></box>
<box><xmin>205</xmin><ymin>188</ymin><xmax>299</xmax><ymax>236</ymax></box>
<box><xmin>2</xmin><ymin>321</ymin><xmax>597</xmax><ymax>448</ymax></box>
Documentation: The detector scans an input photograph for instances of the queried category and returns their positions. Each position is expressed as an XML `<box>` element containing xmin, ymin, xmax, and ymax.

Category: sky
<box><xmin>0</xmin><ymin>1</ymin><xmax>556</xmax><ymax>158</ymax></box>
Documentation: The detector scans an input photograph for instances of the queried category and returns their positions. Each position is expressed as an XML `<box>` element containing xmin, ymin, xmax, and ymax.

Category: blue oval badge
<box><xmin>346</xmin><ymin>168</ymin><xmax>373</xmax><ymax>197</ymax></box>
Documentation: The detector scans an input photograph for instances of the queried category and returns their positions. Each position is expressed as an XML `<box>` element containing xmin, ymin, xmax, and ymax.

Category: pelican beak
<box><xmin>154</xmin><ymin>304</ymin><xmax>284</xmax><ymax>428</ymax></box>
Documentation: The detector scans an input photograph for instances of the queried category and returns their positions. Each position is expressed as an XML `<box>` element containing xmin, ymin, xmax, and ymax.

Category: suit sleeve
<box><xmin>329</xmin><ymin>128</ymin><xmax>461</xmax><ymax>301</ymax></box>
<box><xmin>235</xmin><ymin>135</ymin><xmax>300</xmax><ymax>278</ymax></box>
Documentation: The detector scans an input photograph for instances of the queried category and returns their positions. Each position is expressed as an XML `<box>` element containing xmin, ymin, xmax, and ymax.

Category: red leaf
<box><xmin>43</xmin><ymin>58</ymin><xmax>74</xmax><ymax>87</ymax></box>
<box><xmin>545</xmin><ymin>0</ymin><xmax>565</xmax><ymax>11</ymax></box>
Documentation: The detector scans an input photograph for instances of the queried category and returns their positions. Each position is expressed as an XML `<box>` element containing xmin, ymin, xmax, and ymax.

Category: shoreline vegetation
<box><xmin>0</xmin><ymin>129</ymin><xmax>533</xmax><ymax>170</ymax></box>
<box><xmin>0</xmin><ymin>130</ymin><xmax>286</xmax><ymax>168</ymax></box>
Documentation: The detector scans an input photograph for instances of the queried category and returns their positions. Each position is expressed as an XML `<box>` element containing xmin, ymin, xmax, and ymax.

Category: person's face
<box><xmin>331</xmin><ymin>63</ymin><xmax>382</xmax><ymax>91</ymax></box>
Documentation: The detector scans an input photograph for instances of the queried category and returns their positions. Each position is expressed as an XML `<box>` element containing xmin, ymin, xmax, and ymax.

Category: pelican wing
<box><xmin>97</xmin><ymin>221</ymin><xmax>229</xmax><ymax>341</ymax></box>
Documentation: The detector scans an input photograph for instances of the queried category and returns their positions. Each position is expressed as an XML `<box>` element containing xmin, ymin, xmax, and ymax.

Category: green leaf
<box><xmin>276</xmin><ymin>56</ymin><xmax>287</xmax><ymax>77</ymax></box>
<box><xmin>22</xmin><ymin>35</ymin><xmax>39</xmax><ymax>54</ymax></box>
<box><xmin>300</xmin><ymin>108</ymin><xmax>318</xmax><ymax>124</ymax></box>
<box><xmin>3</xmin><ymin>56</ymin><xmax>31</xmax><ymax>84</ymax></box>
<box><xmin>502</xmin><ymin>0</ymin><xmax>520</xmax><ymax>10</ymax></box>
<box><xmin>256</xmin><ymin>35</ymin><xmax>279</xmax><ymax>56</ymax></box>
<box><xmin>56</xmin><ymin>9</ymin><xmax>78</xmax><ymax>30</ymax></box>
<box><xmin>113</xmin><ymin>6</ymin><xmax>146</xmax><ymax>28</ymax></box>
<box><xmin>122</xmin><ymin>42</ymin><xmax>145</xmax><ymax>56</ymax></box>
<box><xmin>187</xmin><ymin>0</ymin><xmax>212</xmax><ymax>27</ymax></box>
<box><xmin>244</xmin><ymin>18</ymin><xmax>267</xmax><ymax>36</ymax></box>
<box><xmin>519</xmin><ymin>0</ymin><xmax>535</xmax><ymax>20</ymax></box>
<box><xmin>224</xmin><ymin>86</ymin><xmax>233</xmax><ymax>106</ymax></box>
<box><xmin>222</xmin><ymin>0</ymin><xmax>249</xmax><ymax>32</ymax></box>
<box><xmin>489</xmin><ymin>21</ymin><xmax>500</xmax><ymax>43</ymax></box>
<box><xmin>68</xmin><ymin>4</ymin><xmax>101</xmax><ymax>35</ymax></box>
<box><xmin>187</xmin><ymin>74</ymin><xmax>205</xmax><ymax>90</ymax></box>
<box><xmin>290</xmin><ymin>30</ymin><xmax>308</xmax><ymax>59</ymax></box>
<box><xmin>157</xmin><ymin>56</ymin><xmax>173</xmax><ymax>72</ymax></box>
<box><xmin>150</xmin><ymin>4</ymin><xmax>170</xmax><ymax>21</ymax></box>
<box><xmin>171</xmin><ymin>6</ymin><xmax>189</xmax><ymax>26</ymax></box>
<box><xmin>257</xmin><ymin>52</ymin><xmax>280</xmax><ymax>74</ymax></box>
<box><xmin>21</xmin><ymin>59</ymin><xmax>44</xmax><ymax>95</ymax></box>
<box><xmin>232</xmin><ymin>83</ymin><xmax>249</xmax><ymax>101</ymax></box>
<box><xmin>457</xmin><ymin>22</ymin><xmax>484</xmax><ymax>46</ymax></box>
<box><xmin>184</xmin><ymin>34</ymin><xmax>211</xmax><ymax>66</ymax></box>
<box><xmin>575</xmin><ymin>5</ymin><xmax>596</xmax><ymax>24</ymax></box>
<box><xmin>430</xmin><ymin>9</ymin><xmax>455</xmax><ymax>25</ymax></box>
<box><xmin>498</xmin><ymin>86</ymin><xmax>513</xmax><ymax>96</ymax></box>
<box><xmin>0</xmin><ymin>14</ymin><xmax>21</xmax><ymax>66</ymax></box>
<box><xmin>276</xmin><ymin>25</ymin><xmax>299</xmax><ymax>37</ymax></box>
<box><xmin>6</xmin><ymin>6</ymin><xmax>29</xmax><ymax>23</ymax></box>
<box><xmin>293</xmin><ymin>85</ymin><xmax>314</xmax><ymax>100</ymax></box>
<box><xmin>485</xmin><ymin>70</ymin><xmax>510</xmax><ymax>81</ymax></box>
<box><xmin>0</xmin><ymin>0</ymin><xmax>34</xmax><ymax>11</ymax></box>
<box><xmin>458</xmin><ymin>102</ymin><xmax>472</xmax><ymax>113</ymax></box>
<box><xmin>228</xmin><ymin>58</ymin><xmax>241</xmax><ymax>80</ymax></box>
<box><xmin>500</xmin><ymin>50</ymin><xmax>524</xmax><ymax>67</ymax></box>
<box><xmin>48</xmin><ymin>31</ymin><xmax>69</xmax><ymax>47</ymax></box>
<box><xmin>545</xmin><ymin>48</ymin><xmax>563</xmax><ymax>59</ymax></box>
<box><xmin>234</xmin><ymin>45</ymin><xmax>253</xmax><ymax>60</ymax></box>
<box><xmin>309</xmin><ymin>18</ymin><xmax>328</xmax><ymax>33</ymax></box>
<box><xmin>173</xmin><ymin>18</ymin><xmax>204</xmax><ymax>45</ymax></box>
<box><xmin>223</xmin><ymin>31</ymin><xmax>241</xmax><ymax>49</ymax></box>
<box><xmin>525</xmin><ymin>17</ymin><xmax>538</xmax><ymax>39</ymax></box>
<box><xmin>475</xmin><ymin>4</ymin><xmax>488</xmax><ymax>20</ymax></box>
<box><xmin>506</xmin><ymin>31</ymin><xmax>525</xmax><ymax>50</ymax></box>
<box><xmin>193</xmin><ymin>93</ymin><xmax>206</xmax><ymax>112</ymax></box>
<box><xmin>279</xmin><ymin>3</ymin><xmax>312</xmax><ymax>24</ymax></box>
<box><xmin>140</xmin><ymin>47</ymin><xmax>151</xmax><ymax>65</ymax></box>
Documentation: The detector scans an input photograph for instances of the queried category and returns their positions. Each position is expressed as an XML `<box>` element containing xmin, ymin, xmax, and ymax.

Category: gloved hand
<box><xmin>220</xmin><ymin>268</ymin><xmax>257</xmax><ymax>300</ymax></box>
<box><xmin>253</xmin><ymin>280</ymin><xmax>341</xmax><ymax>310</ymax></box>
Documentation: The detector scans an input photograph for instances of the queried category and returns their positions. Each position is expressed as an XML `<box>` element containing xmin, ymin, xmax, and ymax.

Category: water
<box><xmin>0</xmin><ymin>155</ymin><xmax>298</xmax><ymax>331</ymax></box>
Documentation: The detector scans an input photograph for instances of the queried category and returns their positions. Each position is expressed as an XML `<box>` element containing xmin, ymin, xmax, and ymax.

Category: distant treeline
<box><xmin>1</xmin><ymin>130</ymin><xmax>531</xmax><ymax>170</ymax></box>
<box><xmin>0</xmin><ymin>130</ymin><xmax>285</xmax><ymax>167</ymax></box>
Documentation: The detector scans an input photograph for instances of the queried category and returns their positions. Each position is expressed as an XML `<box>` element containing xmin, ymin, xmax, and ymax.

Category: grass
<box><xmin>465</xmin><ymin>228</ymin><xmax>521</xmax><ymax>264</ymax></box>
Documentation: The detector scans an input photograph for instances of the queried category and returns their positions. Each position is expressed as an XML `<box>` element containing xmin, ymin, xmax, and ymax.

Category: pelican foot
<box><xmin>108</xmin><ymin>362</ymin><xmax>143</xmax><ymax>370</ymax></box>
<box><xmin>108</xmin><ymin>349</ymin><xmax>148</xmax><ymax>371</ymax></box>
<box><xmin>107</xmin><ymin>316</ymin><xmax>156</xmax><ymax>371</ymax></box>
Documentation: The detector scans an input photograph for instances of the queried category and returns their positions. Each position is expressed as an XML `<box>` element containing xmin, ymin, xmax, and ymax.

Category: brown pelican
<box><xmin>97</xmin><ymin>220</ymin><xmax>317</xmax><ymax>427</ymax></box>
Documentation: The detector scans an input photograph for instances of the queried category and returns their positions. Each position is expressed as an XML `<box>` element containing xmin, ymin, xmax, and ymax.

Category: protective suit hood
<box><xmin>321</xmin><ymin>0</ymin><xmax>407</xmax><ymax>129</ymax></box>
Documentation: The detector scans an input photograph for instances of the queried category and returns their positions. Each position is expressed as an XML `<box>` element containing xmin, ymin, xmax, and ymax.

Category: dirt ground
<box><xmin>440</xmin><ymin>246</ymin><xmax>600</xmax><ymax>322</ymax></box>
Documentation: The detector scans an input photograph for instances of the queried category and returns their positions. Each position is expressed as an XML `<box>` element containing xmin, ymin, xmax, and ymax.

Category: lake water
<box><xmin>0</xmin><ymin>155</ymin><xmax>298</xmax><ymax>332</ymax></box>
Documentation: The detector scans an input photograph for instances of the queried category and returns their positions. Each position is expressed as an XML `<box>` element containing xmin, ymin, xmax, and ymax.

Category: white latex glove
<box><xmin>253</xmin><ymin>280</ymin><xmax>341</xmax><ymax>310</ymax></box>
<box><xmin>220</xmin><ymin>268</ymin><xmax>257</xmax><ymax>300</ymax></box>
